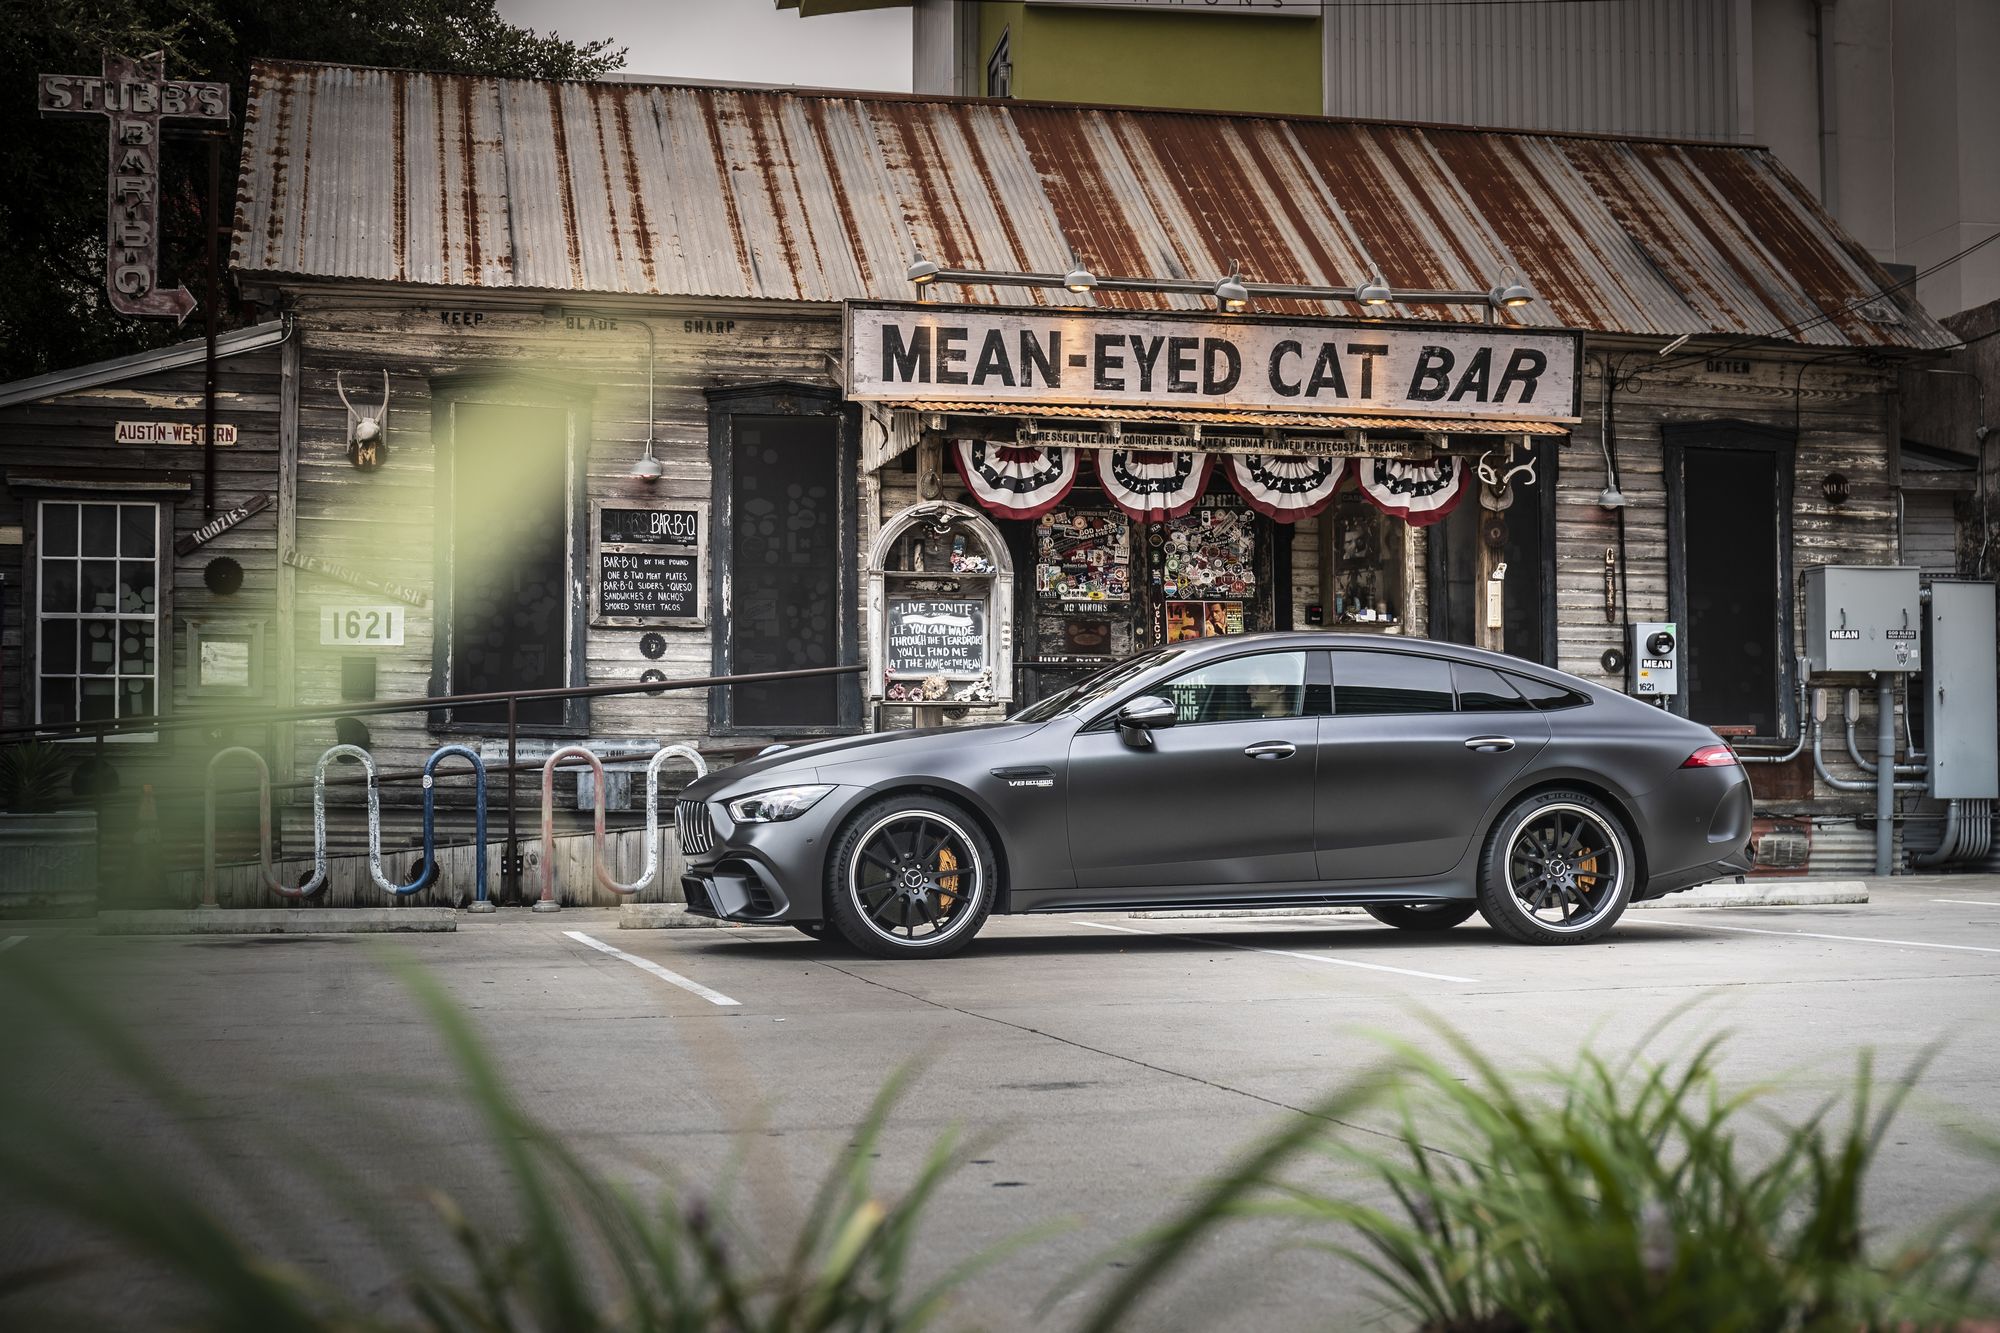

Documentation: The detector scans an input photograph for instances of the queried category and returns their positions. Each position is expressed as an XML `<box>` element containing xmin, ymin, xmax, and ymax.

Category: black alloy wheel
<box><xmin>1477</xmin><ymin>790</ymin><xmax>1635</xmax><ymax>945</ymax></box>
<box><xmin>824</xmin><ymin>795</ymin><xmax>995</xmax><ymax>959</ymax></box>
<box><xmin>1364</xmin><ymin>902</ymin><xmax>1479</xmax><ymax>931</ymax></box>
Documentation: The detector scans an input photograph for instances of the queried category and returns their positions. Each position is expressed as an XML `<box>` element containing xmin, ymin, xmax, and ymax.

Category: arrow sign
<box><xmin>38</xmin><ymin>52</ymin><xmax>229</xmax><ymax>323</ymax></box>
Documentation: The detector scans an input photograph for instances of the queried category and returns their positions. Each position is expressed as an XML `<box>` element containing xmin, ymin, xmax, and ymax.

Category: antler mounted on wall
<box><xmin>337</xmin><ymin>370</ymin><xmax>391</xmax><ymax>470</ymax></box>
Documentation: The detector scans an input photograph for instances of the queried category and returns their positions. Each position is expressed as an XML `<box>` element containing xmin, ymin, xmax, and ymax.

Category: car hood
<box><xmin>684</xmin><ymin>720</ymin><xmax>1048</xmax><ymax>799</ymax></box>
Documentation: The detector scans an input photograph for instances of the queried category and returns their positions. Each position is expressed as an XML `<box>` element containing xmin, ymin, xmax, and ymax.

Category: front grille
<box><xmin>675</xmin><ymin>799</ymin><xmax>714</xmax><ymax>855</ymax></box>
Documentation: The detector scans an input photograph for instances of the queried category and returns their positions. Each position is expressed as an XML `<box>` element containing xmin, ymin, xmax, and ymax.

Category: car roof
<box><xmin>1164</xmin><ymin>632</ymin><xmax>1619</xmax><ymax>698</ymax></box>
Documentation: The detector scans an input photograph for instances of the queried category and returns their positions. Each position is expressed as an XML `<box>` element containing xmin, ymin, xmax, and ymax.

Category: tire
<box><xmin>1476</xmin><ymin>789</ymin><xmax>1636</xmax><ymax>945</ymax></box>
<box><xmin>824</xmin><ymin>795</ymin><xmax>997</xmax><ymax>960</ymax></box>
<box><xmin>1364</xmin><ymin>901</ymin><xmax>1478</xmax><ymax>931</ymax></box>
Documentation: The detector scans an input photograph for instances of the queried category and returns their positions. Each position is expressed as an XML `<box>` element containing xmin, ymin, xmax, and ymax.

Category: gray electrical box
<box><xmin>1629</xmin><ymin>622</ymin><xmax>1679</xmax><ymax>696</ymax></box>
<box><xmin>1803</xmin><ymin>566</ymin><xmax>1922</xmax><ymax>672</ymax></box>
<box><xmin>1923</xmin><ymin>580</ymin><xmax>1998</xmax><ymax>800</ymax></box>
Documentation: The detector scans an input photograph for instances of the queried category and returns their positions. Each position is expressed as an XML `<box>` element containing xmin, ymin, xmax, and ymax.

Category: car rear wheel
<box><xmin>1364</xmin><ymin>902</ymin><xmax>1478</xmax><ymax>931</ymax></box>
<box><xmin>824</xmin><ymin>796</ymin><xmax>995</xmax><ymax>959</ymax></box>
<box><xmin>1477</xmin><ymin>790</ymin><xmax>1635</xmax><ymax>945</ymax></box>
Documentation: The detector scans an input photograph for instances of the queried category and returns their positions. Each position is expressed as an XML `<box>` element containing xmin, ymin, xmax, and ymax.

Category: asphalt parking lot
<box><xmin>6</xmin><ymin>878</ymin><xmax>2000</xmax><ymax>1330</ymax></box>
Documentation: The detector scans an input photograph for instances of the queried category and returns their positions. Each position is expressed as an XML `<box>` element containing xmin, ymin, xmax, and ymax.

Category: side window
<box><xmin>1503</xmin><ymin>671</ymin><xmax>1589</xmax><ymax>711</ymax></box>
<box><xmin>1331</xmin><ymin>650</ymin><xmax>1453</xmax><ymax>716</ymax></box>
<box><xmin>1453</xmin><ymin>663</ymin><xmax>1532</xmax><ymax>712</ymax></box>
<box><xmin>1163</xmin><ymin>651</ymin><xmax>1307</xmax><ymax>724</ymax></box>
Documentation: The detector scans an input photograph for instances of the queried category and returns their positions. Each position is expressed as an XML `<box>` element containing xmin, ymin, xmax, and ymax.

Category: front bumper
<box><xmin>675</xmin><ymin>787</ymin><xmax>856</xmax><ymax>923</ymax></box>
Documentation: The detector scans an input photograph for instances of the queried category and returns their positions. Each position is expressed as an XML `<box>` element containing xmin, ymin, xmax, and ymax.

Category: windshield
<box><xmin>1009</xmin><ymin>647</ymin><xmax>1185</xmax><ymax>724</ymax></box>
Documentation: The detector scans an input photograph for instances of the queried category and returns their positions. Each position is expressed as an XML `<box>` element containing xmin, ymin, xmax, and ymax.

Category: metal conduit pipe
<box><xmin>1812</xmin><ymin>710</ymin><xmax>1926</xmax><ymax>793</ymax></box>
<box><xmin>1842</xmin><ymin>686</ymin><xmax>1926</xmax><ymax>776</ymax></box>
<box><xmin>1738</xmin><ymin>671</ymin><xmax>1810</xmax><ymax>765</ymax></box>
<box><xmin>1912</xmin><ymin>800</ymin><xmax>1968</xmax><ymax>868</ymax></box>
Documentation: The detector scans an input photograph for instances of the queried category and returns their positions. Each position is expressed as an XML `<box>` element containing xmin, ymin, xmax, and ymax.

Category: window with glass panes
<box><xmin>38</xmin><ymin>501</ymin><xmax>160</xmax><ymax>725</ymax></box>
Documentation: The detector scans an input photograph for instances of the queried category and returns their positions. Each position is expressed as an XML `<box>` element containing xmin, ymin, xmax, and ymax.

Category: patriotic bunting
<box><xmin>953</xmin><ymin>438</ymin><xmax>1470</xmax><ymax>530</ymax></box>
<box><xmin>1095</xmin><ymin>448</ymin><xmax>1214</xmax><ymax>522</ymax></box>
<box><xmin>953</xmin><ymin>439</ymin><xmax>1079</xmax><ymax>519</ymax></box>
<box><xmin>1222</xmin><ymin>453</ymin><xmax>1347</xmax><ymax>522</ymax></box>
<box><xmin>1354</xmin><ymin>456</ymin><xmax>1471</xmax><ymax>526</ymax></box>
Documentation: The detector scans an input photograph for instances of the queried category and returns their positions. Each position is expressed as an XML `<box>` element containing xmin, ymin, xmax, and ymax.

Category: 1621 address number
<box><xmin>320</xmin><ymin>605</ymin><xmax>406</xmax><ymax>646</ymax></box>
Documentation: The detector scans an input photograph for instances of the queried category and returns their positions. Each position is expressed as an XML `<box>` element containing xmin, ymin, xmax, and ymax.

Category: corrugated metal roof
<box><xmin>232</xmin><ymin>62</ymin><xmax>1953</xmax><ymax>351</ymax></box>
<box><xmin>0</xmin><ymin>319</ymin><xmax>289</xmax><ymax>409</ymax></box>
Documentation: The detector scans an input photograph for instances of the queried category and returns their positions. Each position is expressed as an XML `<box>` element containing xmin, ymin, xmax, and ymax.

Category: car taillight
<box><xmin>1681</xmin><ymin>744</ymin><xmax>1738</xmax><ymax>769</ymax></box>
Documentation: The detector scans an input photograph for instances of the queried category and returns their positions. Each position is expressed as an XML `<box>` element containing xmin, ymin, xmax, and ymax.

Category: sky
<box><xmin>496</xmin><ymin>0</ymin><xmax>914</xmax><ymax>91</ymax></box>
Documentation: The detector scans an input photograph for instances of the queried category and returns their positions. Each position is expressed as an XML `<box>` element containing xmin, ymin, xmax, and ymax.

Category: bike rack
<box><xmin>203</xmin><ymin>746</ymin><xmax>297</xmax><ymax>907</ymax></box>
<box><xmin>536</xmin><ymin>744</ymin><xmax>708</xmax><ymax>911</ymax></box>
<box><xmin>424</xmin><ymin>745</ymin><xmax>492</xmax><ymax>911</ymax></box>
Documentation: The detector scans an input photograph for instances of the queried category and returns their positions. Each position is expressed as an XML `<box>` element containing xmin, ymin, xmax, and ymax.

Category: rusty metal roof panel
<box><xmin>232</xmin><ymin>61</ymin><xmax>1954</xmax><ymax>351</ymax></box>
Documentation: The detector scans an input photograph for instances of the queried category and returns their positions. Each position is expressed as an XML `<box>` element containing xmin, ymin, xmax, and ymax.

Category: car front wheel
<box><xmin>1364</xmin><ymin>902</ymin><xmax>1478</xmax><ymax>931</ymax></box>
<box><xmin>1476</xmin><ymin>790</ymin><xmax>1635</xmax><ymax>945</ymax></box>
<box><xmin>824</xmin><ymin>796</ymin><xmax>996</xmax><ymax>959</ymax></box>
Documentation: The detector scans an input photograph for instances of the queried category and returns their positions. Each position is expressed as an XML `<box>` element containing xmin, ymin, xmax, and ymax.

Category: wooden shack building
<box><xmin>0</xmin><ymin>59</ymin><xmax>1964</xmax><ymax>903</ymax></box>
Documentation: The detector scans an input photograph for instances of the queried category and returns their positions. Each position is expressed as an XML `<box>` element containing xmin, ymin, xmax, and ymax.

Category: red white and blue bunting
<box><xmin>1354</xmin><ymin>456</ymin><xmax>1471</xmax><ymax>526</ymax></box>
<box><xmin>1222</xmin><ymin>453</ymin><xmax>1348</xmax><ymax>522</ymax></box>
<box><xmin>953</xmin><ymin>439</ymin><xmax>1079</xmax><ymax>519</ymax></box>
<box><xmin>1096</xmin><ymin>448</ymin><xmax>1214</xmax><ymax>522</ymax></box>
<box><xmin>951</xmin><ymin>442</ymin><xmax>1473</xmax><ymax>527</ymax></box>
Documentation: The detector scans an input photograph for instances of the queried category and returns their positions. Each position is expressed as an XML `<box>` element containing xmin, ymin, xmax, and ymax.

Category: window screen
<box><xmin>1454</xmin><ymin>663</ymin><xmax>1532</xmax><ymax>712</ymax></box>
<box><xmin>38</xmin><ymin>500</ymin><xmax>159</xmax><ymax>724</ymax></box>
<box><xmin>449</xmin><ymin>401</ymin><xmax>570</xmax><ymax>726</ymax></box>
<box><xmin>1164</xmin><ymin>652</ymin><xmax>1307</xmax><ymax>724</ymax></box>
<box><xmin>1331</xmin><ymin>650</ymin><xmax>1454</xmax><ymax>716</ymax></box>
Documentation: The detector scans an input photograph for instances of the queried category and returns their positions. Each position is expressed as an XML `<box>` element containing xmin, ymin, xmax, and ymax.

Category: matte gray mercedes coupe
<box><xmin>676</xmin><ymin>634</ymin><xmax>1753</xmax><ymax>957</ymax></box>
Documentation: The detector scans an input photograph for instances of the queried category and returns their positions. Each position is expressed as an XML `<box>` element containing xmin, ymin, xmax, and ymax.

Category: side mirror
<box><xmin>1116</xmin><ymin>695</ymin><xmax>1177</xmax><ymax>745</ymax></box>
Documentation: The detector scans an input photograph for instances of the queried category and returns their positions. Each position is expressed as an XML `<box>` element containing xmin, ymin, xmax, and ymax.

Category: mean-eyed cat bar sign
<box><xmin>845</xmin><ymin>301</ymin><xmax>1582</xmax><ymax>423</ymax></box>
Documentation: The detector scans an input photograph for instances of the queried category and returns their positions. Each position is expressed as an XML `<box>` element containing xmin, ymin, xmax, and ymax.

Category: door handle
<box><xmin>1244</xmin><ymin>741</ymin><xmax>1297</xmax><ymax>760</ymax></box>
<box><xmin>1464</xmin><ymin>736</ymin><xmax>1516</xmax><ymax>753</ymax></box>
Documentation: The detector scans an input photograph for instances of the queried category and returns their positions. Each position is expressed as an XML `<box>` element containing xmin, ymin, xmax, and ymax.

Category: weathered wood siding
<box><xmin>277</xmin><ymin>295</ymin><xmax>841</xmax><ymax>895</ymax></box>
<box><xmin>0</xmin><ymin>339</ymin><xmax>288</xmax><ymax>901</ymax></box>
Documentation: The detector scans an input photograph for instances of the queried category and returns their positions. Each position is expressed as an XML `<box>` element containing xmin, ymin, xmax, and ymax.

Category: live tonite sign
<box><xmin>37</xmin><ymin>53</ymin><xmax>229</xmax><ymax>323</ymax></box>
<box><xmin>846</xmin><ymin>302</ymin><xmax>1583</xmax><ymax>422</ymax></box>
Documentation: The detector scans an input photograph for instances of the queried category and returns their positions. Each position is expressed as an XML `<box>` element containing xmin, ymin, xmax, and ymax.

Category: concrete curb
<box><xmin>97</xmin><ymin>908</ymin><xmax>457</xmax><ymax>935</ymax></box>
<box><xmin>1130</xmin><ymin>880</ymin><xmax>1869</xmax><ymax>921</ymax></box>
<box><xmin>1630</xmin><ymin>880</ymin><xmax>1868</xmax><ymax>909</ymax></box>
<box><xmin>619</xmin><ymin>903</ymin><xmax>736</xmax><ymax>929</ymax></box>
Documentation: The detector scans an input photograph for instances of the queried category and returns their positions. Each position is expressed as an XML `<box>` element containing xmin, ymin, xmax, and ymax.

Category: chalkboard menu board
<box><xmin>887</xmin><ymin>598</ymin><xmax>986</xmax><ymax>677</ymax></box>
<box><xmin>600</xmin><ymin>505</ymin><xmax>701</xmax><ymax>547</ymax></box>
<box><xmin>593</xmin><ymin>500</ymin><xmax>708</xmax><ymax>625</ymax></box>
<box><xmin>600</xmin><ymin>551</ymin><xmax>698</xmax><ymax>619</ymax></box>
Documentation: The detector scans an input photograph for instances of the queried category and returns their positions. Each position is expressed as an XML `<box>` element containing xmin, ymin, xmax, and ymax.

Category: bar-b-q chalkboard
<box><xmin>593</xmin><ymin>501</ymin><xmax>708</xmax><ymax>625</ymax></box>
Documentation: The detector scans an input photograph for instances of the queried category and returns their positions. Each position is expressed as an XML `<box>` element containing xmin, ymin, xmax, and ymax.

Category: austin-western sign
<box><xmin>846</xmin><ymin>303</ymin><xmax>1582</xmax><ymax>422</ymax></box>
<box><xmin>37</xmin><ymin>53</ymin><xmax>230</xmax><ymax>323</ymax></box>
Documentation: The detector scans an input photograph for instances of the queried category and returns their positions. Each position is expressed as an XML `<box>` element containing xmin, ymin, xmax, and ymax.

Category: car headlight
<box><xmin>724</xmin><ymin>784</ymin><xmax>836</xmax><ymax>824</ymax></box>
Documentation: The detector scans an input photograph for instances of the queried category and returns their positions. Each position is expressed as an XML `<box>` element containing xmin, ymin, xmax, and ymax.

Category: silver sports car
<box><xmin>676</xmin><ymin>633</ymin><xmax>1753</xmax><ymax>957</ymax></box>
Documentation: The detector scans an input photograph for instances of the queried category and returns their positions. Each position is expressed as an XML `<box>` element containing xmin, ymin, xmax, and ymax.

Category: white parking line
<box><xmin>0</xmin><ymin>937</ymin><xmax>23</xmax><ymax>954</ymax></box>
<box><xmin>1933</xmin><ymin>899</ymin><xmax>2000</xmax><ymax>908</ymax></box>
<box><xmin>562</xmin><ymin>930</ymin><xmax>741</xmax><ymax>1006</ymax></box>
<box><xmin>1079</xmin><ymin>920</ymin><xmax>1478</xmax><ymax>984</ymax></box>
<box><xmin>1663</xmin><ymin>921</ymin><xmax>2000</xmax><ymax>955</ymax></box>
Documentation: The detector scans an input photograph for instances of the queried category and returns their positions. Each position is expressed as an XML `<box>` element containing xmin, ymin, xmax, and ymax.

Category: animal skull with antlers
<box><xmin>338</xmin><ymin>371</ymin><xmax>391</xmax><ymax>470</ymax></box>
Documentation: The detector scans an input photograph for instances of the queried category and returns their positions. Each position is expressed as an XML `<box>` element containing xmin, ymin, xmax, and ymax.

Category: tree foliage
<box><xmin>0</xmin><ymin>0</ymin><xmax>624</xmax><ymax>381</ymax></box>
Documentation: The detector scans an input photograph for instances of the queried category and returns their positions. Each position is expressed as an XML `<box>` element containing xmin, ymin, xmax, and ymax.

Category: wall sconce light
<box><xmin>337</xmin><ymin>370</ymin><xmax>390</xmax><ymax>470</ymax></box>
<box><xmin>1488</xmin><ymin>267</ymin><xmax>1536</xmax><ymax>312</ymax></box>
<box><xmin>906</xmin><ymin>252</ymin><xmax>940</xmax><ymax>285</ymax></box>
<box><xmin>1821</xmin><ymin>471</ymin><xmax>1849</xmax><ymax>506</ymax></box>
<box><xmin>1356</xmin><ymin>273</ymin><xmax>1393</xmax><ymax>307</ymax></box>
<box><xmin>1062</xmin><ymin>254</ymin><xmax>1098</xmax><ymax>294</ymax></box>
